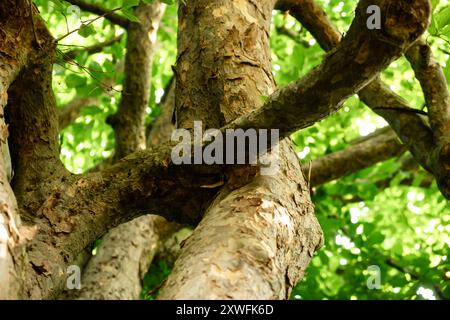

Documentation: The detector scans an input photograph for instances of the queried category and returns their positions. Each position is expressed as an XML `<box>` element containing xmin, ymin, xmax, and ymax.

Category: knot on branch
<box><xmin>382</xmin><ymin>0</ymin><xmax>431</xmax><ymax>46</ymax></box>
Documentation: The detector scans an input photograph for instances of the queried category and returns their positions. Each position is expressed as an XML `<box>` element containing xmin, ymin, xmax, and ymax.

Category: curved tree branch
<box><xmin>405</xmin><ymin>39</ymin><xmax>450</xmax><ymax>198</ymax></box>
<box><xmin>61</xmin><ymin>34</ymin><xmax>123</xmax><ymax>62</ymax></box>
<box><xmin>107</xmin><ymin>2</ymin><xmax>166</xmax><ymax>160</ymax></box>
<box><xmin>275</xmin><ymin>0</ymin><xmax>449</xmax><ymax>198</ymax></box>
<box><xmin>227</xmin><ymin>0</ymin><xmax>430</xmax><ymax>137</ymax></box>
<box><xmin>307</xmin><ymin>128</ymin><xmax>406</xmax><ymax>187</ymax></box>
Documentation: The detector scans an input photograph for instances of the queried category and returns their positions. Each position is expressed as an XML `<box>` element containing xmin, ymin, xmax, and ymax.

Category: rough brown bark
<box><xmin>159</xmin><ymin>0</ymin><xmax>429</xmax><ymax>299</ymax></box>
<box><xmin>160</xmin><ymin>0</ymin><xmax>320</xmax><ymax>299</ymax></box>
<box><xmin>73</xmin><ymin>77</ymin><xmax>178</xmax><ymax>301</ymax></box>
<box><xmin>0</xmin><ymin>0</ymin><xmax>54</xmax><ymax>299</ymax></box>
<box><xmin>405</xmin><ymin>39</ymin><xmax>450</xmax><ymax>197</ymax></box>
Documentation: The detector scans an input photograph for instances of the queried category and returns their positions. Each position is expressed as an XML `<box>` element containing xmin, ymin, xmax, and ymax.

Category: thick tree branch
<box><xmin>275</xmin><ymin>0</ymin><xmax>450</xmax><ymax>198</ymax></box>
<box><xmin>307</xmin><ymin>128</ymin><xmax>406</xmax><ymax>187</ymax></box>
<box><xmin>61</xmin><ymin>0</ymin><xmax>429</xmax><ymax>297</ymax></box>
<box><xmin>72</xmin><ymin>76</ymin><xmax>180</xmax><ymax>300</ymax></box>
<box><xmin>70</xmin><ymin>215</ymin><xmax>179</xmax><ymax>300</ymax></box>
<box><xmin>0</xmin><ymin>0</ymin><xmax>35</xmax><ymax>299</ymax></box>
<box><xmin>406</xmin><ymin>39</ymin><xmax>450</xmax><ymax>143</ymax></box>
<box><xmin>160</xmin><ymin>0</ymin><xmax>429</xmax><ymax>298</ymax></box>
<box><xmin>227</xmin><ymin>0</ymin><xmax>430</xmax><ymax>137</ymax></box>
<box><xmin>405</xmin><ymin>39</ymin><xmax>450</xmax><ymax>197</ymax></box>
<box><xmin>359</xmin><ymin>80</ymin><xmax>435</xmax><ymax>172</ymax></box>
<box><xmin>65</xmin><ymin>0</ymin><xmax>129</xmax><ymax>28</ymax></box>
<box><xmin>107</xmin><ymin>2</ymin><xmax>165</xmax><ymax>160</ymax></box>
<box><xmin>159</xmin><ymin>0</ymin><xmax>322</xmax><ymax>299</ymax></box>
<box><xmin>62</xmin><ymin>34</ymin><xmax>123</xmax><ymax>62</ymax></box>
<box><xmin>6</xmin><ymin>3</ymin><xmax>70</xmax><ymax>199</ymax></box>
<box><xmin>276</xmin><ymin>0</ymin><xmax>342</xmax><ymax>52</ymax></box>
<box><xmin>159</xmin><ymin>140</ymin><xmax>323</xmax><ymax>299</ymax></box>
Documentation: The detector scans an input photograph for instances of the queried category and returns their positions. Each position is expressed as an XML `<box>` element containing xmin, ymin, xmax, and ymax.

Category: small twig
<box><xmin>56</xmin><ymin>7</ymin><xmax>122</xmax><ymax>42</ymax></box>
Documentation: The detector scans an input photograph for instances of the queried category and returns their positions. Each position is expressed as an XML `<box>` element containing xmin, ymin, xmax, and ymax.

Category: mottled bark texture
<box><xmin>0</xmin><ymin>0</ymin><xmax>431</xmax><ymax>299</ymax></box>
<box><xmin>0</xmin><ymin>0</ymin><xmax>53</xmax><ymax>299</ymax></box>
<box><xmin>160</xmin><ymin>0</ymin><xmax>316</xmax><ymax>299</ymax></box>
<box><xmin>405</xmin><ymin>39</ymin><xmax>450</xmax><ymax>197</ymax></box>
<box><xmin>228</xmin><ymin>0</ymin><xmax>430</xmax><ymax>136</ymax></box>
<box><xmin>73</xmin><ymin>74</ymin><xmax>178</xmax><ymax>300</ymax></box>
<box><xmin>276</xmin><ymin>0</ymin><xmax>448</xmax><ymax>198</ymax></box>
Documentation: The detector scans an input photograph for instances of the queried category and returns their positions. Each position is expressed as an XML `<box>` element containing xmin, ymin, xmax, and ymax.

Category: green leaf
<box><xmin>122</xmin><ymin>0</ymin><xmax>140</xmax><ymax>8</ymax></box>
<box><xmin>366</xmin><ymin>232</ymin><xmax>385</xmax><ymax>246</ymax></box>
<box><xmin>78</xmin><ymin>24</ymin><xmax>96</xmax><ymax>38</ymax></box>
<box><xmin>121</xmin><ymin>7</ymin><xmax>141</xmax><ymax>23</ymax></box>
<box><xmin>436</xmin><ymin>6</ymin><xmax>450</xmax><ymax>29</ymax></box>
<box><xmin>66</xmin><ymin>74</ymin><xmax>87</xmax><ymax>88</ymax></box>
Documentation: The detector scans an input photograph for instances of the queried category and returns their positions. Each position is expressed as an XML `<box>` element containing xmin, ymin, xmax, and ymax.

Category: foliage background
<box><xmin>33</xmin><ymin>0</ymin><xmax>450</xmax><ymax>300</ymax></box>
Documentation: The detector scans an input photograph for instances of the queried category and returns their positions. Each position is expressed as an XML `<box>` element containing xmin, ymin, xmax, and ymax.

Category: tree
<box><xmin>0</xmin><ymin>0</ymin><xmax>448</xmax><ymax>300</ymax></box>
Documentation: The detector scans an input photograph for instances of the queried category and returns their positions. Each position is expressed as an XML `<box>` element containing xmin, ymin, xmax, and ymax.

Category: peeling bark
<box><xmin>160</xmin><ymin>0</ymin><xmax>315</xmax><ymax>299</ymax></box>
<box><xmin>159</xmin><ymin>141</ymin><xmax>323</xmax><ymax>299</ymax></box>
<box><xmin>72</xmin><ymin>76</ymin><xmax>178</xmax><ymax>300</ymax></box>
<box><xmin>228</xmin><ymin>0</ymin><xmax>430</xmax><ymax>136</ymax></box>
<box><xmin>0</xmin><ymin>0</ymin><xmax>42</xmax><ymax>299</ymax></box>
